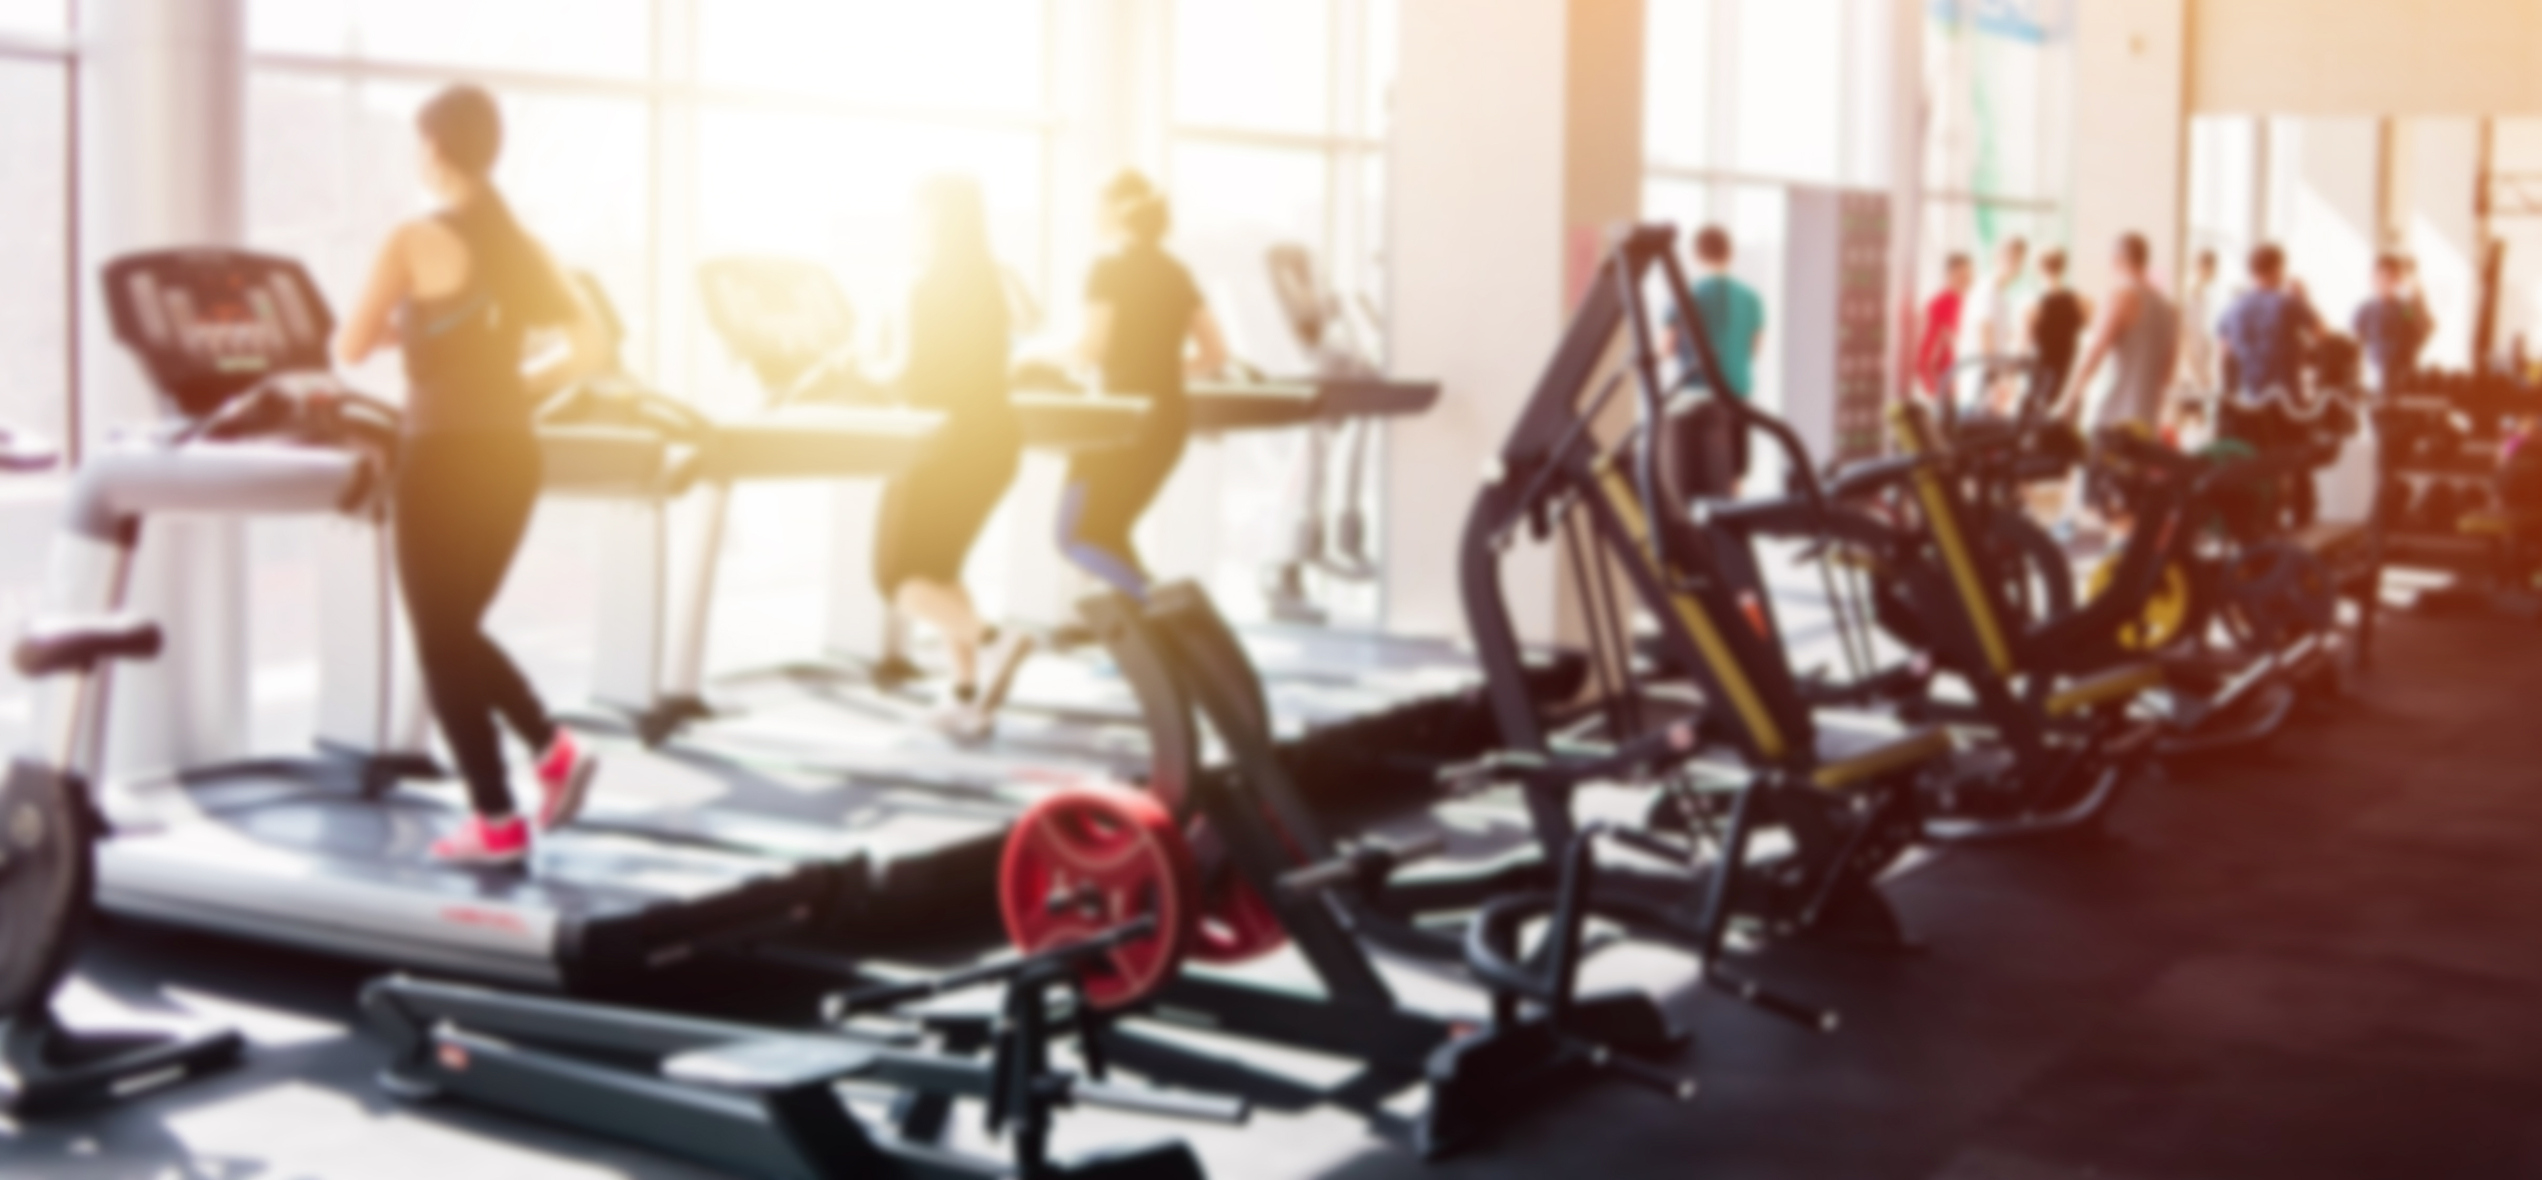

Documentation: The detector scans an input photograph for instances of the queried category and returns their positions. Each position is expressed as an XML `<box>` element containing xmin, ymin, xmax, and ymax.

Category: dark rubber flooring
<box><xmin>11</xmin><ymin>608</ymin><xmax>2542</xmax><ymax>1178</ymax></box>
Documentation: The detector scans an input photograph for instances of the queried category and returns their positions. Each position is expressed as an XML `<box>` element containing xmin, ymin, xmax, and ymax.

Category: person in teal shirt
<box><xmin>1666</xmin><ymin>224</ymin><xmax>1766</xmax><ymax>493</ymax></box>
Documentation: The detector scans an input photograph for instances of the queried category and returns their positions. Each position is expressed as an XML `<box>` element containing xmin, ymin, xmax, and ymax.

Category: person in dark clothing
<box><xmin>1661</xmin><ymin>224</ymin><xmax>1766</xmax><ymax>498</ymax></box>
<box><xmin>2216</xmin><ymin>242</ymin><xmax>2325</xmax><ymax>527</ymax></box>
<box><xmin>2353</xmin><ymin>252</ymin><xmax>2432</xmax><ymax>390</ymax></box>
<box><xmin>875</xmin><ymin>174</ymin><xmax>1034</xmax><ymax>742</ymax></box>
<box><xmin>336</xmin><ymin>84</ymin><xmax>603</xmax><ymax>866</ymax></box>
<box><xmin>2025</xmin><ymin>247</ymin><xmax>2089</xmax><ymax>415</ymax></box>
<box><xmin>1060</xmin><ymin>173</ymin><xmax>1229</xmax><ymax>598</ymax></box>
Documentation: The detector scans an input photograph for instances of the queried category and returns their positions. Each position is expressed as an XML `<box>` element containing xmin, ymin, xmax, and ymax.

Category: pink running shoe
<box><xmin>536</xmin><ymin>729</ymin><xmax>600</xmax><ymax>831</ymax></box>
<box><xmin>432</xmin><ymin>815</ymin><xmax>529</xmax><ymax>866</ymax></box>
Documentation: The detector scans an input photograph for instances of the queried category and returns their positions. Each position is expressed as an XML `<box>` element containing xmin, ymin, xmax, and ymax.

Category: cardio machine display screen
<box><xmin>697</xmin><ymin>258</ymin><xmax>856</xmax><ymax>390</ymax></box>
<box><xmin>104</xmin><ymin>250</ymin><xmax>336</xmax><ymax>418</ymax></box>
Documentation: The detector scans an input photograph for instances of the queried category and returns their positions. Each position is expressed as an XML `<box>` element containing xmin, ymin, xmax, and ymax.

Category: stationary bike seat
<box><xmin>14</xmin><ymin>615</ymin><xmax>163</xmax><ymax>679</ymax></box>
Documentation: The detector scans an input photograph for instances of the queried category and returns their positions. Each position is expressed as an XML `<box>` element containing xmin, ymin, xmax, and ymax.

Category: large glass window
<box><xmin>700</xmin><ymin>0</ymin><xmax>1046</xmax><ymax>115</ymax></box>
<box><xmin>2186</xmin><ymin>116</ymin><xmax>2262</xmax><ymax>279</ymax></box>
<box><xmin>0</xmin><ymin>0</ymin><xmax>64</xmax><ymax>34</ymax></box>
<box><xmin>250</xmin><ymin>0</ymin><xmax>649</xmax><ymax>78</ymax></box>
<box><xmin>1646</xmin><ymin>0</ymin><xmax>2073</xmax><ymax>423</ymax></box>
<box><xmin>0</xmin><ymin>46</ymin><xmax>67</xmax><ymax>754</ymax></box>
<box><xmin>1920</xmin><ymin>1</ymin><xmax>2074</xmax><ymax>282</ymax></box>
<box><xmin>1736</xmin><ymin>0</ymin><xmax>1843</xmax><ymax>183</ymax></box>
<box><xmin>1167</xmin><ymin>0</ymin><xmax>1393</xmax><ymax>354</ymax></box>
<box><xmin>1161</xmin><ymin>0</ymin><xmax>1395</xmax><ymax>620</ymax></box>
<box><xmin>1644</xmin><ymin>0</ymin><xmax>1714</xmax><ymax>171</ymax></box>
<box><xmin>0</xmin><ymin>58</ymin><xmax>68</xmax><ymax>442</ymax></box>
<box><xmin>227</xmin><ymin>0</ymin><xmax>1409</xmax><ymax>669</ymax></box>
<box><xmin>695</xmin><ymin>110</ymin><xmax>1045</xmax><ymax>402</ymax></box>
<box><xmin>241</xmin><ymin>0</ymin><xmax>1082</xmax><ymax>698</ymax></box>
<box><xmin>1171</xmin><ymin>0</ymin><xmax>1330</xmax><ymax>135</ymax></box>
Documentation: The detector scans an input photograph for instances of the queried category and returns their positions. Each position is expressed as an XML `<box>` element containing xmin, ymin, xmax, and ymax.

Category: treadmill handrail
<box><xmin>65</xmin><ymin>441</ymin><xmax>368</xmax><ymax>542</ymax></box>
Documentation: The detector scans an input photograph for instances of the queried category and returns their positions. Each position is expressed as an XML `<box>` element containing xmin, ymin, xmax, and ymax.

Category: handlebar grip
<box><xmin>1071</xmin><ymin>1079</ymin><xmax>1251</xmax><ymax>1125</ymax></box>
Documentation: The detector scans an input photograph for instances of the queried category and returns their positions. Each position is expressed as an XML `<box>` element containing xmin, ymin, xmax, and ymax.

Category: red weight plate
<box><xmin>998</xmin><ymin>787</ymin><xmax>1196</xmax><ymax>1010</ymax></box>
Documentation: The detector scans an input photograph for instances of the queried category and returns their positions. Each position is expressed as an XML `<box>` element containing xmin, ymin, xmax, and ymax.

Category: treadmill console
<box><xmin>102</xmin><ymin>249</ymin><xmax>337</xmax><ymax>419</ymax></box>
<box><xmin>696</xmin><ymin>256</ymin><xmax>857</xmax><ymax>396</ymax></box>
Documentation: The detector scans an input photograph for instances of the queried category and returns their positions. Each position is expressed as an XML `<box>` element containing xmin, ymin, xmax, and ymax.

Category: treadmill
<box><xmin>686</xmin><ymin>256</ymin><xmax>1518</xmax><ymax>753</ymax></box>
<box><xmin>608</xmin><ymin>258</ymin><xmax>1162</xmax><ymax>770</ymax></box>
<box><xmin>510</xmin><ymin>272</ymin><xmax>1159</xmax><ymax>918</ymax></box>
<box><xmin>66</xmin><ymin>248</ymin><xmax>838</xmax><ymax>990</ymax></box>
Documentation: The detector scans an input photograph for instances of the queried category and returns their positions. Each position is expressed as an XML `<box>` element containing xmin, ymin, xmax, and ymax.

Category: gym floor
<box><xmin>10</xmin><ymin>602</ymin><xmax>2542</xmax><ymax>1179</ymax></box>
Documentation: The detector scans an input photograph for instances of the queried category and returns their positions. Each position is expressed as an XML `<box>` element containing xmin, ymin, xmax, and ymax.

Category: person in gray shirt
<box><xmin>2057</xmin><ymin>231</ymin><xmax>2180</xmax><ymax>433</ymax></box>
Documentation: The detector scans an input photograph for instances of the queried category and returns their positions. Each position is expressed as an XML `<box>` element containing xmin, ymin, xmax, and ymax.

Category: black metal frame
<box><xmin>364</xmin><ymin>924</ymin><xmax>1234</xmax><ymax>1180</ymax></box>
<box><xmin>1453</xmin><ymin>225</ymin><xmax>1929</xmax><ymax>942</ymax></box>
<box><xmin>1079</xmin><ymin>583</ymin><xmax>1700</xmax><ymax>1159</ymax></box>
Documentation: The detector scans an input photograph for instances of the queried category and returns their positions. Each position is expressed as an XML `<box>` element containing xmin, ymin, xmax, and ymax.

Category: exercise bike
<box><xmin>1</xmin><ymin>605</ymin><xmax>244</xmax><ymax>1115</ymax></box>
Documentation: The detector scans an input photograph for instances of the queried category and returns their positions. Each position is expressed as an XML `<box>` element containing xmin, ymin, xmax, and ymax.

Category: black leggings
<box><xmin>395</xmin><ymin>430</ymin><xmax>555</xmax><ymax>816</ymax></box>
<box><xmin>873</xmin><ymin>408</ymin><xmax>1022</xmax><ymax>595</ymax></box>
<box><xmin>1060</xmin><ymin>396</ymin><xmax>1190</xmax><ymax>598</ymax></box>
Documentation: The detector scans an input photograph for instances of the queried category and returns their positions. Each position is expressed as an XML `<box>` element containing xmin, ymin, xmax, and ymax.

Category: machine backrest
<box><xmin>101</xmin><ymin>249</ymin><xmax>336</xmax><ymax>419</ymax></box>
<box><xmin>1459</xmin><ymin>226</ymin><xmax>1817</xmax><ymax>771</ymax></box>
<box><xmin>696</xmin><ymin>256</ymin><xmax>857</xmax><ymax>398</ymax></box>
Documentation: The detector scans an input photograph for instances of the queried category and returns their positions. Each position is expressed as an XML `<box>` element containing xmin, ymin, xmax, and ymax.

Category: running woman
<box><xmin>335</xmin><ymin>84</ymin><xmax>601</xmax><ymax>865</ymax></box>
<box><xmin>872</xmin><ymin>175</ymin><xmax>1035</xmax><ymax>742</ymax></box>
<box><xmin>1058</xmin><ymin>172</ymin><xmax>1230</xmax><ymax>599</ymax></box>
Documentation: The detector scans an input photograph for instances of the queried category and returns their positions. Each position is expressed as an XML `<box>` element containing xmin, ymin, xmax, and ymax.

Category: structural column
<box><xmin>77</xmin><ymin>0</ymin><xmax>249</xmax><ymax>773</ymax></box>
<box><xmin>1382</xmin><ymin>0</ymin><xmax>1643</xmax><ymax>643</ymax></box>
<box><xmin>2068</xmin><ymin>0</ymin><xmax>2189</xmax><ymax>288</ymax></box>
<box><xmin>2396</xmin><ymin>119</ymin><xmax>2480</xmax><ymax>370</ymax></box>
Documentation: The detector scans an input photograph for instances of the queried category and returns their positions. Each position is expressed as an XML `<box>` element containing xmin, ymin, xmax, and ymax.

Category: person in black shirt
<box><xmin>874</xmin><ymin>174</ymin><xmax>1034</xmax><ymax>742</ymax></box>
<box><xmin>1061</xmin><ymin>174</ymin><xmax>1229</xmax><ymax>598</ymax></box>
<box><xmin>335</xmin><ymin>84</ymin><xmax>604</xmax><ymax>865</ymax></box>
<box><xmin>2025</xmin><ymin>247</ymin><xmax>2089</xmax><ymax>416</ymax></box>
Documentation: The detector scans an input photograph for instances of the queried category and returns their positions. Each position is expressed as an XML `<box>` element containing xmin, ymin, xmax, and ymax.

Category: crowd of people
<box><xmin>1913</xmin><ymin>232</ymin><xmax>2436</xmax><ymax>433</ymax></box>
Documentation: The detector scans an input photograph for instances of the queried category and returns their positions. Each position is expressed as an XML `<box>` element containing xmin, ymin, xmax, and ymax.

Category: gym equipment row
<box><xmin>2</xmin><ymin>224</ymin><xmax>2391</xmax><ymax>1177</ymax></box>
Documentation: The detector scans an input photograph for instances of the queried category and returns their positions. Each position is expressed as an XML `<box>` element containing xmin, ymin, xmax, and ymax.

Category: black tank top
<box><xmin>2032</xmin><ymin>288</ymin><xmax>2085</xmax><ymax>371</ymax></box>
<box><xmin>1086</xmin><ymin>244</ymin><xmax>1202</xmax><ymax>406</ymax></box>
<box><xmin>400</xmin><ymin>199</ymin><xmax>568</xmax><ymax>435</ymax></box>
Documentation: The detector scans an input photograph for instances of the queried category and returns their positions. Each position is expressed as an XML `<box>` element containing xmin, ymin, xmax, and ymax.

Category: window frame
<box><xmin>247</xmin><ymin>0</ymin><xmax>1071</xmax><ymax>396</ymax></box>
<box><xmin>0</xmin><ymin>17</ymin><xmax>78</xmax><ymax>457</ymax></box>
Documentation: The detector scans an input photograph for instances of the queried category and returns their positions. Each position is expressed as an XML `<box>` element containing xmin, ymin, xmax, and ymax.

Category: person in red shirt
<box><xmin>1916</xmin><ymin>252</ymin><xmax>1975</xmax><ymax>398</ymax></box>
